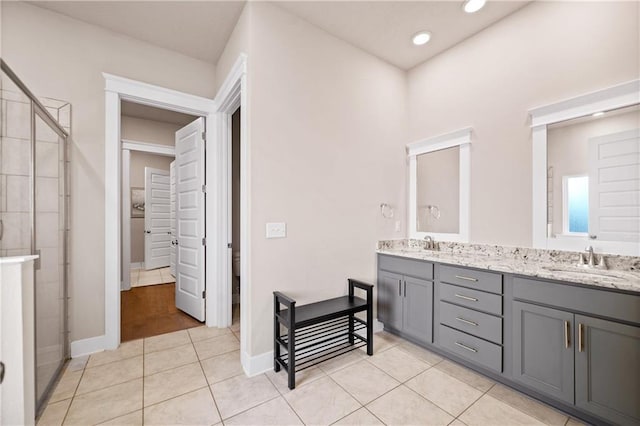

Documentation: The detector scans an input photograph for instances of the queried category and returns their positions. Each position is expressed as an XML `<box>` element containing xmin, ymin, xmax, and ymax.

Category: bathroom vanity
<box><xmin>376</xmin><ymin>242</ymin><xmax>640</xmax><ymax>426</ymax></box>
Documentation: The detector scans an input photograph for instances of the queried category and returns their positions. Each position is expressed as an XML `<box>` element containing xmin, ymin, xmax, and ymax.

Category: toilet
<box><xmin>232</xmin><ymin>251</ymin><xmax>241</xmax><ymax>279</ymax></box>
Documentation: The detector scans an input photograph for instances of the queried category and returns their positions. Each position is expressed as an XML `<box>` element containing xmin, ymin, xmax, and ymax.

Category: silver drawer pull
<box><xmin>455</xmin><ymin>342</ymin><xmax>478</xmax><ymax>353</ymax></box>
<box><xmin>455</xmin><ymin>275</ymin><xmax>478</xmax><ymax>282</ymax></box>
<box><xmin>454</xmin><ymin>293</ymin><xmax>478</xmax><ymax>302</ymax></box>
<box><xmin>456</xmin><ymin>317</ymin><xmax>478</xmax><ymax>326</ymax></box>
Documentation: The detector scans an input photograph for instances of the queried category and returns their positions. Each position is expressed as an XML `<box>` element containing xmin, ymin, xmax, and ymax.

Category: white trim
<box><xmin>241</xmin><ymin>350</ymin><xmax>273</xmax><ymax>377</ymax></box>
<box><xmin>530</xmin><ymin>80</ymin><xmax>640</xmax><ymax>256</ymax></box>
<box><xmin>122</xmin><ymin>149</ymin><xmax>131</xmax><ymax>291</ymax></box>
<box><xmin>529</xmin><ymin>80</ymin><xmax>640</xmax><ymax>127</ymax></box>
<box><xmin>211</xmin><ymin>54</ymin><xmax>250</xmax><ymax>373</ymax></box>
<box><xmin>122</xmin><ymin>139</ymin><xmax>176</xmax><ymax>157</ymax></box>
<box><xmin>406</xmin><ymin>127</ymin><xmax>472</xmax><ymax>156</ymax></box>
<box><xmin>130</xmin><ymin>262</ymin><xmax>144</xmax><ymax>269</ymax></box>
<box><xmin>70</xmin><ymin>335</ymin><xmax>106</xmax><ymax>358</ymax></box>
<box><xmin>408</xmin><ymin>128</ymin><xmax>472</xmax><ymax>243</ymax></box>
<box><xmin>104</xmin><ymin>73</ymin><xmax>216</xmax><ymax>351</ymax></box>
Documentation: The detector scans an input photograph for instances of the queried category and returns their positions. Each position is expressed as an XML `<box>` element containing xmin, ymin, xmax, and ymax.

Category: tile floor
<box><xmin>38</xmin><ymin>326</ymin><xmax>587</xmax><ymax>426</ymax></box>
<box><xmin>131</xmin><ymin>267</ymin><xmax>175</xmax><ymax>287</ymax></box>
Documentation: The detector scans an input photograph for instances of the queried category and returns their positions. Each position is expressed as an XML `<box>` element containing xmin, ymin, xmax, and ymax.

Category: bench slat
<box><xmin>279</xmin><ymin>295</ymin><xmax>368</xmax><ymax>328</ymax></box>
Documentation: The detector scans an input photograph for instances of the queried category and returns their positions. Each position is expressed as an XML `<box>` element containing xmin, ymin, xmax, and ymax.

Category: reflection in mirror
<box><xmin>416</xmin><ymin>146</ymin><xmax>460</xmax><ymax>233</ymax></box>
<box><xmin>547</xmin><ymin>104</ymin><xmax>640</xmax><ymax>243</ymax></box>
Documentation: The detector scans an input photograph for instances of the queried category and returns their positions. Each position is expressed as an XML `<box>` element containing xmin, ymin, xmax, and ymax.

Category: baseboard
<box><xmin>373</xmin><ymin>318</ymin><xmax>384</xmax><ymax>333</ymax></box>
<box><xmin>241</xmin><ymin>349</ymin><xmax>273</xmax><ymax>377</ymax></box>
<box><xmin>70</xmin><ymin>335</ymin><xmax>106</xmax><ymax>358</ymax></box>
<box><xmin>130</xmin><ymin>262</ymin><xmax>144</xmax><ymax>269</ymax></box>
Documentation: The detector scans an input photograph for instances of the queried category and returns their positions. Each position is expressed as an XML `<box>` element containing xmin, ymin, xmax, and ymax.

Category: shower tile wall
<box><xmin>0</xmin><ymin>87</ymin><xmax>71</xmax><ymax>405</ymax></box>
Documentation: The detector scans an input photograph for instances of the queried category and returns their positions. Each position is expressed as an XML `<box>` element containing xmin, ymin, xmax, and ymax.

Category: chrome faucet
<box><xmin>579</xmin><ymin>246</ymin><xmax>606</xmax><ymax>269</ymax></box>
<box><xmin>424</xmin><ymin>235</ymin><xmax>437</xmax><ymax>251</ymax></box>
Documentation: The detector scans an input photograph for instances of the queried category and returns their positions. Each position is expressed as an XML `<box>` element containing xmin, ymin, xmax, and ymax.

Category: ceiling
<box><xmin>30</xmin><ymin>1</ymin><xmax>530</xmax><ymax>70</ymax></box>
<box><xmin>274</xmin><ymin>1</ymin><xmax>530</xmax><ymax>69</ymax></box>
<box><xmin>29</xmin><ymin>1</ymin><xmax>245</xmax><ymax>64</ymax></box>
<box><xmin>121</xmin><ymin>101</ymin><xmax>197</xmax><ymax>125</ymax></box>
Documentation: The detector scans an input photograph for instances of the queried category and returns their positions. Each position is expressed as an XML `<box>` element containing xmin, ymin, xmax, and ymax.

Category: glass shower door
<box><xmin>33</xmin><ymin>110</ymin><xmax>67</xmax><ymax>408</ymax></box>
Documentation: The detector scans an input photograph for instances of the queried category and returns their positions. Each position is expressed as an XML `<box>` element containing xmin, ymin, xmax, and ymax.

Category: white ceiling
<box><xmin>121</xmin><ymin>101</ymin><xmax>198</xmax><ymax>125</ymax></box>
<box><xmin>30</xmin><ymin>1</ymin><xmax>529</xmax><ymax>70</ymax></box>
<box><xmin>274</xmin><ymin>1</ymin><xmax>530</xmax><ymax>70</ymax></box>
<box><xmin>29</xmin><ymin>1</ymin><xmax>246</xmax><ymax>64</ymax></box>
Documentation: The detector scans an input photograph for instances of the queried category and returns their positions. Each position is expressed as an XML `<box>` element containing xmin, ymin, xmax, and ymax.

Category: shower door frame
<box><xmin>1</xmin><ymin>59</ymin><xmax>70</xmax><ymax>414</ymax></box>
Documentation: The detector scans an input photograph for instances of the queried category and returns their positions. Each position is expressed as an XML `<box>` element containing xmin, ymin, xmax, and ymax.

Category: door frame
<box><xmin>121</xmin><ymin>140</ymin><xmax>176</xmax><ymax>290</ymax></box>
<box><xmin>211</xmin><ymin>54</ymin><xmax>250</xmax><ymax>371</ymax></box>
<box><xmin>104</xmin><ymin>73</ymin><xmax>216</xmax><ymax>350</ymax></box>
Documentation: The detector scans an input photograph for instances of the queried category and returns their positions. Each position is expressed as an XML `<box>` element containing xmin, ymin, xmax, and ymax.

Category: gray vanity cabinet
<box><xmin>402</xmin><ymin>277</ymin><xmax>433</xmax><ymax>344</ymax></box>
<box><xmin>574</xmin><ymin>315</ymin><xmax>640</xmax><ymax>425</ymax></box>
<box><xmin>512</xmin><ymin>301</ymin><xmax>575</xmax><ymax>404</ymax></box>
<box><xmin>377</xmin><ymin>255</ymin><xmax>434</xmax><ymax>345</ymax></box>
<box><xmin>377</xmin><ymin>270</ymin><xmax>404</xmax><ymax>331</ymax></box>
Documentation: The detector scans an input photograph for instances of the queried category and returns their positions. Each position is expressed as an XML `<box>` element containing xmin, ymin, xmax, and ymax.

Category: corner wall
<box><xmin>246</xmin><ymin>2</ymin><xmax>408</xmax><ymax>356</ymax></box>
<box><xmin>1</xmin><ymin>2</ymin><xmax>216</xmax><ymax>342</ymax></box>
<box><xmin>407</xmin><ymin>1</ymin><xmax>640</xmax><ymax>247</ymax></box>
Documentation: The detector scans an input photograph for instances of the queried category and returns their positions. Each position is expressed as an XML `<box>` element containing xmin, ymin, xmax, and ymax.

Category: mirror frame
<box><xmin>407</xmin><ymin>127</ymin><xmax>472</xmax><ymax>243</ymax></box>
<box><xmin>529</xmin><ymin>79</ymin><xmax>640</xmax><ymax>256</ymax></box>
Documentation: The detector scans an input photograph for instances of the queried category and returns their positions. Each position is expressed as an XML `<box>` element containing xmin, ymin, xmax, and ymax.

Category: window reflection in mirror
<box><xmin>416</xmin><ymin>146</ymin><xmax>460</xmax><ymax>233</ymax></box>
<box><xmin>547</xmin><ymin>104</ymin><xmax>640</xmax><ymax>242</ymax></box>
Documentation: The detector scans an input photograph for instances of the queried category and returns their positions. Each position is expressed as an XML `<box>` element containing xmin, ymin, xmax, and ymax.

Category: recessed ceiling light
<box><xmin>592</xmin><ymin>111</ymin><xmax>605</xmax><ymax>117</ymax></box>
<box><xmin>412</xmin><ymin>31</ymin><xmax>432</xmax><ymax>46</ymax></box>
<box><xmin>463</xmin><ymin>0</ymin><xmax>486</xmax><ymax>13</ymax></box>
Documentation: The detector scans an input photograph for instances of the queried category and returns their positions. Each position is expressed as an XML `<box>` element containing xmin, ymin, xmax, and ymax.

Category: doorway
<box><xmin>230</xmin><ymin>107</ymin><xmax>241</xmax><ymax>331</ymax></box>
<box><xmin>119</xmin><ymin>101</ymin><xmax>203</xmax><ymax>341</ymax></box>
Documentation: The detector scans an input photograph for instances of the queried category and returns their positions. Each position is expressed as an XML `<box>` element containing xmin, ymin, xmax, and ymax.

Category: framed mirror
<box><xmin>530</xmin><ymin>80</ymin><xmax>640</xmax><ymax>255</ymax></box>
<box><xmin>408</xmin><ymin>128</ymin><xmax>471</xmax><ymax>242</ymax></box>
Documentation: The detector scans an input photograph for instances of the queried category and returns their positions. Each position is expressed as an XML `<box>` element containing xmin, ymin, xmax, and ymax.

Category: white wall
<box><xmin>1</xmin><ymin>2</ymin><xmax>216</xmax><ymax>342</ymax></box>
<box><xmin>245</xmin><ymin>2</ymin><xmax>407</xmax><ymax>355</ymax></box>
<box><xmin>121</xmin><ymin>116</ymin><xmax>182</xmax><ymax>147</ymax></box>
<box><xmin>407</xmin><ymin>1</ymin><xmax>640</xmax><ymax>247</ymax></box>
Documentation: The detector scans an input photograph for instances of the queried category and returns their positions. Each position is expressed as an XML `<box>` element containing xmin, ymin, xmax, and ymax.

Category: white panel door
<box><xmin>589</xmin><ymin>128</ymin><xmax>640</xmax><ymax>242</ymax></box>
<box><xmin>144</xmin><ymin>167</ymin><xmax>171</xmax><ymax>270</ymax></box>
<box><xmin>169</xmin><ymin>160</ymin><xmax>177</xmax><ymax>277</ymax></box>
<box><xmin>175</xmin><ymin>118</ymin><xmax>206</xmax><ymax>321</ymax></box>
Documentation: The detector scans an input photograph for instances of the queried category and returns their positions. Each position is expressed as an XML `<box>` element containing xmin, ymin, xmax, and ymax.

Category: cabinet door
<box><xmin>575</xmin><ymin>315</ymin><xmax>640</xmax><ymax>425</ymax></box>
<box><xmin>402</xmin><ymin>277</ymin><xmax>433</xmax><ymax>345</ymax></box>
<box><xmin>512</xmin><ymin>302</ymin><xmax>574</xmax><ymax>403</ymax></box>
<box><xmin>378</xmin><ymin>270</ymin><xmax>403</xmax><ymax>331</ymax></box>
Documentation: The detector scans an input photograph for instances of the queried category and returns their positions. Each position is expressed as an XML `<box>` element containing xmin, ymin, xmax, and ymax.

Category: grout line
<box><xmin>219</xmin><ymin>393</ymin><xmax>282</xmax><ymax>423</ymax></box>
<box><xmin>191</xmin><ymin>326</ymin><xmax>224</xmax><ymax>424</ymax></box>
<box><xmin>452</xmin><ymin>382</ymin><xmax>496</xmax><ymax>423</ymax></box>
<box><xmin>59</xmin><ymin>357</ymin><xmax>89</xmax><ymax>425</ymax></box>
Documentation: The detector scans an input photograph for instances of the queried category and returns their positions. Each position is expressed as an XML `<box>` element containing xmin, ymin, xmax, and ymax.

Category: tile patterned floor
<box><xmin>130</xmin><ymin>267</ymin><xmax>175</xmax><ymax>288</ymax></box>
<box><xmin>38</xmin><ymin>327</ymin><xmax>587</xmax><ymax>426</ymax></box>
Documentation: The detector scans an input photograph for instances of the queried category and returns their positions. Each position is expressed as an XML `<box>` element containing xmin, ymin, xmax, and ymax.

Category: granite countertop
<box><xmin>376</xmin><ymin>241</ymin><xmax>640</xmax><ymax>294</ymax></box>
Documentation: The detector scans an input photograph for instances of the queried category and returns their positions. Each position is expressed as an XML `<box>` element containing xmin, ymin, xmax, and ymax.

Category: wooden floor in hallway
<box><xmin>121</xmin><ymin>282</ymin><xmax>202</xmax><ymax>342</ymax></box>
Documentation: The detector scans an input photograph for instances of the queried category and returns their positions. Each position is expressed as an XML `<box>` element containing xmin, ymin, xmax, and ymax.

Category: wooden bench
<box><xmin>273</xmin><ymin>279</ymin><xmax>374</xmax><ymax>389</ymax></box>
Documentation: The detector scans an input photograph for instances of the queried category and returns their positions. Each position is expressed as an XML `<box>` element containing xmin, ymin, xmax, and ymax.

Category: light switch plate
<box><xmin>266</xmin><ymin>222</ymin><xmax>286</xmax><ymax>238</ymax></box>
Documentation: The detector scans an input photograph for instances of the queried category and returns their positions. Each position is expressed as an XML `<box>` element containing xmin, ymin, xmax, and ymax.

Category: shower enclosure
<box><xmin>0</xmin><ymin>60</ymin><xmax>70</xmax><ymax>414</ymax></box>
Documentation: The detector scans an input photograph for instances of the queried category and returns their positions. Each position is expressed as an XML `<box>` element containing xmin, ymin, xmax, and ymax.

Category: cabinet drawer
<box><xmin>439</xmin><ymin>265</ymin><xmax>503</xmax><ymax>294</ymax></box>
<box><xmin>439</xmin><ymin>324</ymin><xmax>502</xmax><ymax>372</ymax></box>
<box><xmin>378</xmin><ymin>255</ymin><xmax>433</xmax><ymax>280</ymax></box>
<box><xmin>513</xmin><ymin>277</ymin><xmax>640</xmax><ymax>324</ymax></box>
<box><xmin>440</xmin><ymin>301</ymin><xmax>502</xmax><ymax>344</ymax></box>
<box><xmin>439</xmin><ymin>282</ymin><xmax>502</xmax><ymax>315</ymax></box>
